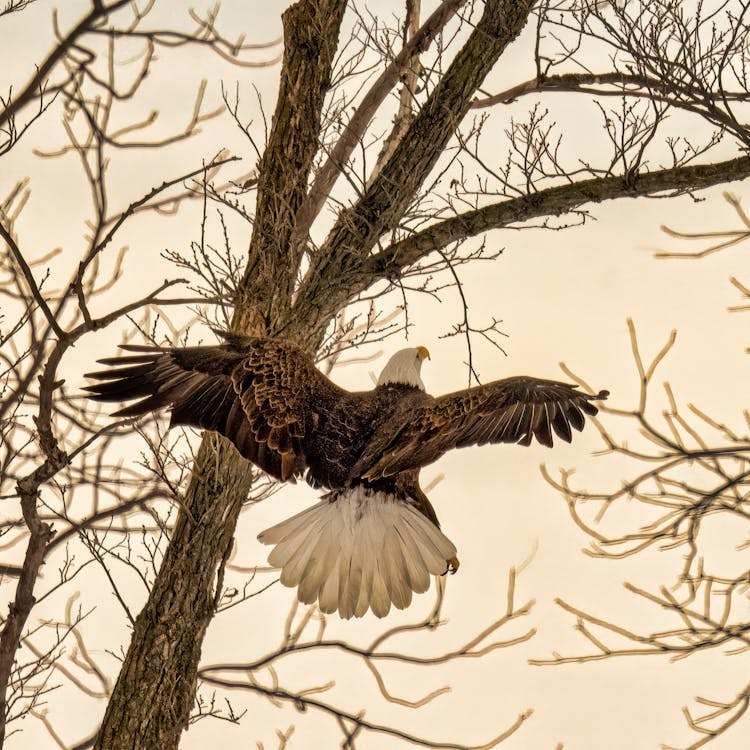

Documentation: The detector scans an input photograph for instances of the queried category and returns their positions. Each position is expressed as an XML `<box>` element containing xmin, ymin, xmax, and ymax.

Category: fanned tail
<box><xmin>258</xmin><ymin>487</ymin><xmax>457</xmax><ymax>619</ymax></box>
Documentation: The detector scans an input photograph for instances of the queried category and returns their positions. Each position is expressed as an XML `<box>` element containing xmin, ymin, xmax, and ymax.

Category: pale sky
<box><xmin>2</xmin><ymin>2</ymin><xmax>749</xmax><ymax>749</ymax></box>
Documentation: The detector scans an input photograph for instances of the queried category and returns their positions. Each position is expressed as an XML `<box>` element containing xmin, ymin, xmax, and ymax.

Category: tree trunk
<box><xmin>94</xmin><ymin>1</ymin><xmax>348</xmax><ymax>747</ymax></box>
<box><xmin>94</xmin><ymin>434</ymin><xmax>254</xmax><ymax>749</ymax></box>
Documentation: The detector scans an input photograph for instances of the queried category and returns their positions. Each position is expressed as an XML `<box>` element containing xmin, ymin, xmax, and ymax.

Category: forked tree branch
<box><xmin>292</xmin><ymin>0</ymin><xmax>466</xmax><ymax>244</ymax></box>
<box><xmin>292</xmin><ymin>0</ymin><xmax>535</xmax><ymax>341</ymax></box>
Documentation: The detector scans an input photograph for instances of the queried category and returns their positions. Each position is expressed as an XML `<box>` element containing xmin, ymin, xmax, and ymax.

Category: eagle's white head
<box><xmin>376</xmin><ymin>346</ymin><xmax>430</xmax><ymax>390</ymax></box>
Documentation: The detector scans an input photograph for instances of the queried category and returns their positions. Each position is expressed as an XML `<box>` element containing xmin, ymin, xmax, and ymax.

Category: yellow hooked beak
<box><xmin>417</xmin><ymin>346</ymin><xmax>430</xmax><ymax>361</ymax></box>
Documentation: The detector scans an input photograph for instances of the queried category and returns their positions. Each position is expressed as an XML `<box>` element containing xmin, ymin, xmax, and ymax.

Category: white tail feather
<box><xmin>258</xmin><ymin>487</ymin><xmax>457</xmax><ymax>619</ymax></box>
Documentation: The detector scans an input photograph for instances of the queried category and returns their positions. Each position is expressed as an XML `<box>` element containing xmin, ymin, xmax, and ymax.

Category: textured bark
<box><xmin>94</xmin><ymin>2</ymin><xmax>347</xmax><ymax>748</ymax></box>
<box><xmin>237</xmin><ymin>0</ymin><xmax>348</xmax><ymax>331</ymax></box>
<box><xmin>0</xmin><ymin>468</ymin><xmax>59</xmax><ymax>746</ymax></box>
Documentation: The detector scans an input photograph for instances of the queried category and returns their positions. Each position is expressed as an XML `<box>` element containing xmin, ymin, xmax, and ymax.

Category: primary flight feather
<box><xmin>85</xmin><ymin>333</ymin><xmax>607</xmax><ymax>618</ymax></box>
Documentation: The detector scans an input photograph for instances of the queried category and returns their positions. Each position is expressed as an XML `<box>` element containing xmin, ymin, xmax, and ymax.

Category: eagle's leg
<box><xmin>398</xmin><ymin>472</ymin><xmax>441</xmax><ymax>526</ymax></box>
<box><xmin>397</xmin><ymin>472</ymin><xmax>459</xmax><ymax>576</ymax></box>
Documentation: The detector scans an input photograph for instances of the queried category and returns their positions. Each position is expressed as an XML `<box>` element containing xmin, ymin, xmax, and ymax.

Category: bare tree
<box><xmin>3</xmin><ymin>0</ymin><xmax>750</xmax><ymax>749</ymax></box>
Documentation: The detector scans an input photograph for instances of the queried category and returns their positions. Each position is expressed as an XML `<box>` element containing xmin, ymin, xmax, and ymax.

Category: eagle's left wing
<box><xmin>352</xmin><ymin>376</ymin><xmax>608</xmax><ymax>481</ymax></box>
<box><xmin>83</xmin><ymin>336</ymin><xmax>345</xmax><ymax>482</ymax></box>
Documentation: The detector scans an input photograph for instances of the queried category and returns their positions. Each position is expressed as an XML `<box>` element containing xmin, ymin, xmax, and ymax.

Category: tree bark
<box><xmin>237</xmin><ymin>0</ymin><xmax>348</xmax><ymax>330</ymax></box>
<box><xmin>94</xmin><ymin>435</ymin><xmax>253</xmax><ymax>750</ymax></box>
<box><xmin>292</xmin><ymin>0</ymin><xmax>466</xmax><ymax>243</ymax></box>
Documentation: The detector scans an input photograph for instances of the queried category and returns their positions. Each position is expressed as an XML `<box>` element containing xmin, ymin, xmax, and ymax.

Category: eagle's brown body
<box><xmin>301</xmin><ymin>383</ymin><xmax>431</xmax><ymax>489</ymax></box>
<box><xmin>85</xmin><ymin>333</ymin><xmax>607</xmax><ymax>618</ymax></box>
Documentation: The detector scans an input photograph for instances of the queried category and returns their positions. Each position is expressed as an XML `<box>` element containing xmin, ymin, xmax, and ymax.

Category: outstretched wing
<box><xmin>352</xmin><ymin>376</ymin><xmax>608</xmax><ymax>480</ymax></box>
<box><xmin>84</xmin><ymin>336</ymin><xmax>345</xmax><ymax>482</ymax></box>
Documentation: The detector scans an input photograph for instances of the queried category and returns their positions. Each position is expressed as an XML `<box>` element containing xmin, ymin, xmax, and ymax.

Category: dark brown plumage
<box><xmin>85</xmin><ymin>333</ymin><xmax>607</xmax><ymax>618</ymax></box>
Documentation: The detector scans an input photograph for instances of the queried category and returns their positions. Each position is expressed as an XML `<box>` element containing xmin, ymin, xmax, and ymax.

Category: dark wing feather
<box><xmin>84</xmin><ymin>337</ymin><xmax>344</xmax><ymax>482</ymax></box>
<box><xmin>352</xmin><ymin>376</ymin><xmax>608</xmax><ymax>481</ymax></box>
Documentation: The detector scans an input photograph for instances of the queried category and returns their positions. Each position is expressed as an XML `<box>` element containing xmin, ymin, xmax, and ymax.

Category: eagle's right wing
<box><xmin>352</xmin><ymin>376</ymin><xmax>607</xmax><ymax>481</ymax></box>
<box><xmin>84</xmin><ymin>336</ymin><xmax>344</xmax><ymax>482</ymax></box>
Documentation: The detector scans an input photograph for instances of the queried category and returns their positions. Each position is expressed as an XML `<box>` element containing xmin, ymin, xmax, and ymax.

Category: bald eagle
<box><xmin>85</xmin><ymin>334</ymin><xmax>607</xmax><ymax>618</ymax></box>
